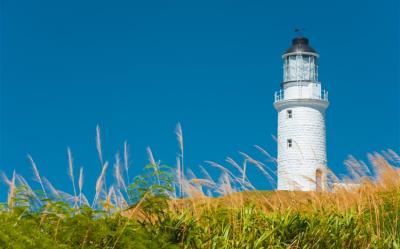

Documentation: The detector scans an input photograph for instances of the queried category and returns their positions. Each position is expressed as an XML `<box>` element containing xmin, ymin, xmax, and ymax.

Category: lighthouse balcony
<box><xmin>274</xmin><ymin>88</ymin><xmax>328</xmax><ymax>103</ymax></box>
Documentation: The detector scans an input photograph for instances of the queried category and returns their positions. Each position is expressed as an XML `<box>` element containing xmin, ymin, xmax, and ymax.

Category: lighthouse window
<box><xmin>287</xmin><ymin>139</ymin><xmax>293</xmax><ymax>148</ymax></box>
<box><xmin>284</xmin><ymin>54</ymin><xmax>318</xmax><ymax>82</ymax></box>
<box><xmin>287</xmin><ymin>110</ymin><xmax>293</xmax><ymax>118</ymax></box>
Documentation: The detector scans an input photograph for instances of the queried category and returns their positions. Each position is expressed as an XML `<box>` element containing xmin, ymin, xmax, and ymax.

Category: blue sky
<box><xmin>1</xmin><ymin>0</ymin><xmax>399</xmax><ymax>198</ymax></box>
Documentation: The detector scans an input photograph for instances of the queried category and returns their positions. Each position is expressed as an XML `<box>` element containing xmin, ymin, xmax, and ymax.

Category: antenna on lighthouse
<box><xmin>294</xmin><ymin>27</ymin><xmax>306</xmax><ymax>37</ymax></box>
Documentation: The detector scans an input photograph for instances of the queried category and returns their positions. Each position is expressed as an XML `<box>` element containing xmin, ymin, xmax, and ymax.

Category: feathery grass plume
<box><xmin>197</xmin><ymin>165</ymin><xmax>217</xmax><ymax>196</ymax></box>
<box><xmin>216</xmin><ymin>172</ymin><xmax>233</xmax><ymax>196</ymax></box>
<box><xmin>381</xmin><ymin>149</ymin><xmax>400</xmax><ymax>167</ymax></box>
<box><xmin>57</xmin><ymin>190</ymin><xmax>77</xmax><ymax>206</ymax></box>
<box><xmin>184</xmin><ymin>180</ymin><xmax>206</xmax><ymax>199</ymax></box>
<box><xmin>254</xmin><ymin>145</ymin><xmax>277</xmax><ymax>164</ymax></box>
<box><xmin>242</xmin><ymin>159</ymin><xmax>247</xmax><ymax>183</ymax></box>
<box><xmin>222</xmin><ymin>157</ymin><xmax>254</xmax><ymax>191</ymax></box>
<box><xmin>114</xmin><ymin>153</ymin><xmax>127</xmax><ymax>194</ymax></box>
<box><xmin>67</xmin><ymin>147</ymin><xmax>78</xmax><ymax>207</ymax></box>
<box><xmin>239</xmin><ymin>152</ymin><xmax>275</xmax><ymax>184</ymax></box>
<box><xmin>92</xmin><ymin>161</ymin><xmax>108</xmax><ymax>208</ymax></box>
<box><xmin>357</xmin><ymin>158</ymin><xmax>372</xmax><ymax>177</ymax></box>
<box><xmin>96</xmin><ymin>125</ymin><xmax>103</xmax><ymax>165</ymax></box>
<box><xmin>205</xmin><ymin>161</ymin><xmax>236</xmax><ymax>178</ymax></box>
<box><xmin>186</xmin><ymin>168</ymin><xmax>197</xmax><ymax>180</ymax></box>
<box><xmin>175</xmin><ymin>123</ymin><xmax>184</xmax><ymax>198</ymax></box>
<box><xmin>42</xmin><ymin>177</ymin><xmax>60</xmax><ymax>198</ymax></box>
<box><xmin>176</xmin><ymin>156</ymin><xmax>182</xmax><ymax>198</ymax></box>
<box><xmin>15</xmin><ymin>174</ymin><xmax>34</xmax><ymax>193</ymax></box>
<box><xmin>96</xmin><ymin>125</ymin><xmax>109</xmax><ymax>194</ymax></box>
<box><xmin>146</xmin><ymin>146</ymin><xmax>156</xmax><ymax>165</ymax></box>
<box><xmin>2</xmin><ymin>171</ymin><xmax>16</xmax><ymax>209</ymax></box>
<box><xmin>225</xmin><ymin>157</ymin><xmax>244</xmax><ymax>175</ymax></box>
<box><xmin>27</xmin><ymin>154</ymin><xmax>48</xmax><ymax>199</ymax></box>
<box><xmin>244</xmin><ymin>149</ymin><xmax>277</xmax><ymax>179</ymax></box>
<box><xmin>387</xmin><ymin>149</ymin><xmax>400</xmax><ymax>164</ymax></box>
<box><xmin>209</xmin><ymin>163</ymin><xmax>249</xmax><ymax>191</ymax></box>
<box><xmin>111</xmin><ymin>186</ymin><xmax>118</xmax><ymax>208</ymax></box>
<box><xmin>191</xmin><ymin>178</ymin><xmax>216</xmax><ymax>188</ymax></box>
<box><xmin>146</xmin><ymin>146</ymin><xmax>160</xmax><ymax>185</ymax></box>
<box><xmin>175</xmin><ymin>122</ymin><xmax>184</xmax><ymax>155</ymax></box>
<box><xmin>7</xmin><ymin>171</ymin><xmax>16</xmax><ymax>209</ymax></box>
<box><xmin>16</xmin><ymin>173</ymin><xmax>42</xmax><ymax>209</ymax></box>
<box><xmin>103</xmin><ymin>185</ymin><xmax>115</xmax><ymax>213</ymax></box>
<box><xmin>369</xmin><ymin>152</ymin><xmax>400</xmax><ymax>188</ymax></box>
<box><xmin>123</xmin><ymin>141</ymin><xmax>130</xmax><ymax>183</ymax></box>
<box><xmin>323</xmin><ymin>166</ymin><xmax>340</xmax><ymax>190</ymax></box>
<box><xmin>1</xmin><ymin>171</ymin><xmax>11</xmax><ymax>186</ymax></box>
<box><xmin>78</xmin><ymin>167</ymin><xmax>84</xmax><ymax>207</ymax></box>
<box><xmin>368</xmin><ymin>152</ymin><xmax>388</xmax><ymax>181</ymax></box>
<box><xmin>80</xmin><ymin>193</ymin><xmax>90</xmax><ymax>206</ymax></box>
<box><xmin>115</xmin><ymin>188</ymin><xmax>128</xmax><ymax>209</ymax></box>
<box><xmin>199</xmin><ymin>165</ymin><xmax>215</xmax><ymax>183</ymax></box>
<box><xmin>239</xmin><ymin>159</ymin><xmax>258</xmax><ymax>191</ymax></box>
<box><xmin>186</xmin><ymin>169</ymin><xmax>206</xmax><ymax>198</ymax></box>
<box><xmin>345</xmin><ymin>155</ymin><xmax>371</xmax><ymax>180</ymax></box>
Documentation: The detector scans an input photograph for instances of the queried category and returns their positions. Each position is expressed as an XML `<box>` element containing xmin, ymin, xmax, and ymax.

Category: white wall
<box><xmin>276</xmin><ymin>99</ymin><xmax>327</xmax><ymax>191</ymax></box>
<box><xmin>283</xmin><ymin>82</ymin><xmax>322</xmax><ymax>100</ymax></box>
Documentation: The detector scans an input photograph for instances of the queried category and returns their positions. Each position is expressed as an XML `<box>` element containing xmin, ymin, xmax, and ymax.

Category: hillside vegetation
<box><xmin>0</xmin><ymin>126</ymin><xmax>399</xmax><ymax>248</ymax></box>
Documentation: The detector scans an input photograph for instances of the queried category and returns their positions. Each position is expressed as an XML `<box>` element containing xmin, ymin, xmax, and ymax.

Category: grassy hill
<box><xmin>0</xmin><ymin>150</ymin><xmax>399</xmax><ymax>248</ymax></box>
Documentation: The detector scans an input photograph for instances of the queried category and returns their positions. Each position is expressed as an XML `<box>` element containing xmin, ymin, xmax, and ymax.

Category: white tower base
<box><xmin>274</xmin><ymin>97</ymin><xmax>328</xmax><ymax>191</ymax></box>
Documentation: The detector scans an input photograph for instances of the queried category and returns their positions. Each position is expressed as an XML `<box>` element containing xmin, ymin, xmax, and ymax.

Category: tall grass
<box><xmin>0</xmin><ymin>125</ymin><xmax>399</xmax><ymax>248</ymax></box>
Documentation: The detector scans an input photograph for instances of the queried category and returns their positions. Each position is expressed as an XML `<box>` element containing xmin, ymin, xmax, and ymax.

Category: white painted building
<box><xmin>274</xmin><ymin>36</ymin><xmax>329</xmax><ymax>191</ymax></box>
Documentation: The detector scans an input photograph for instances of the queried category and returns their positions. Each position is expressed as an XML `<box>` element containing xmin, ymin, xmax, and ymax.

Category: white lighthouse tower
<box><xmin>274</xmin><ymin>36</ymin><xmax>329</xmax><ymax>191</ymax></box>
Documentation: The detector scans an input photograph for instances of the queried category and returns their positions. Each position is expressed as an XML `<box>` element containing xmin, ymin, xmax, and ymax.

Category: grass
<box><xmin>0</xmin><ymin>125</ymin><xmax>399</xmax><ymax>248</ymax></box>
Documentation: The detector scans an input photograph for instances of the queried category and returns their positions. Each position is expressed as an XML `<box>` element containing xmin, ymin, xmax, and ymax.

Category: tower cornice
<box><xmin>273</xmin><ymin>98</ymin><xmax>329</xmax><ymax>111</ymax></box>
<box><xmin>280</xmin><ymin>80</ymin><xmax>320</xmax><ymax>87</ymax></box>
<box><xmin>282</xmin><ymin>52</ymin><xmax>319</xmax><ymax>59</ymax></box>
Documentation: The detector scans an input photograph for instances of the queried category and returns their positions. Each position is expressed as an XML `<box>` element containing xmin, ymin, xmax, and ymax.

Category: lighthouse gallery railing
<box><xmin>274</xmin><ymin>89</ymin><xmax>328</xmax><ymax>102</ymax></box>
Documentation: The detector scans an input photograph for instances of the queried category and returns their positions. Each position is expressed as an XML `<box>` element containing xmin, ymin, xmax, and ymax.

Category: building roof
<box><xmin>285</xmin><ymin>37</ymin><xmax>317</xmax><ymax>54</ymax></box>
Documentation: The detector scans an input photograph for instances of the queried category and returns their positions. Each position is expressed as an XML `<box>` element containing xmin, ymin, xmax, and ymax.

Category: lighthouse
<box><xmin>274</xmin><ymin>36</ymin><xmax>329</xmax><ymax>191</ymax></box>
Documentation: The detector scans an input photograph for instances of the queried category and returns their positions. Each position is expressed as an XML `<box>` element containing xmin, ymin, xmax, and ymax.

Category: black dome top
<box><xmin>285</xmin><ymin>37</ymin><xmax>317</xmax><ymax>54</ymax></box>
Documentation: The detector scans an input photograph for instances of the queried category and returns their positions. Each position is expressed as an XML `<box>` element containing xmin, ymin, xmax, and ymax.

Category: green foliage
<box><xmin>0</xmin><ymin>164</ymin><xmax>398</xmax><ymax>248</ymax></box>
<box><xmin>128</xmin><ymin>163</ymin><xmax>174</xmax><ymax>205</ymax></box>
<box><xmin>170</xmin><ymin>202</ymin><xmax>399</xmax><ymax>249</ymax></box>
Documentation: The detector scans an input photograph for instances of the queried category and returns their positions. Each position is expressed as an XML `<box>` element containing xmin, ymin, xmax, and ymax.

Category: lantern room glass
<box><xmin>283</xmin><ymin>54</ymin><xmax>318</xmax><ymax>82</ymax></box>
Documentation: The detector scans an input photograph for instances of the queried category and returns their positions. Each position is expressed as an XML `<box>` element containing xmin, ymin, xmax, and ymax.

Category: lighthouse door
<box><xmin>316</xmin><ymin>169</ymin><xmax>323</xmax><ymax>191</ymax></box>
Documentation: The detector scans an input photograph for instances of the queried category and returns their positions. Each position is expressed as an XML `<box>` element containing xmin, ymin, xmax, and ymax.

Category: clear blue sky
<box><xmin>1</xmin><ymin>0</ymin><xmax>399</xmax><ymax>198</ymax></box>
